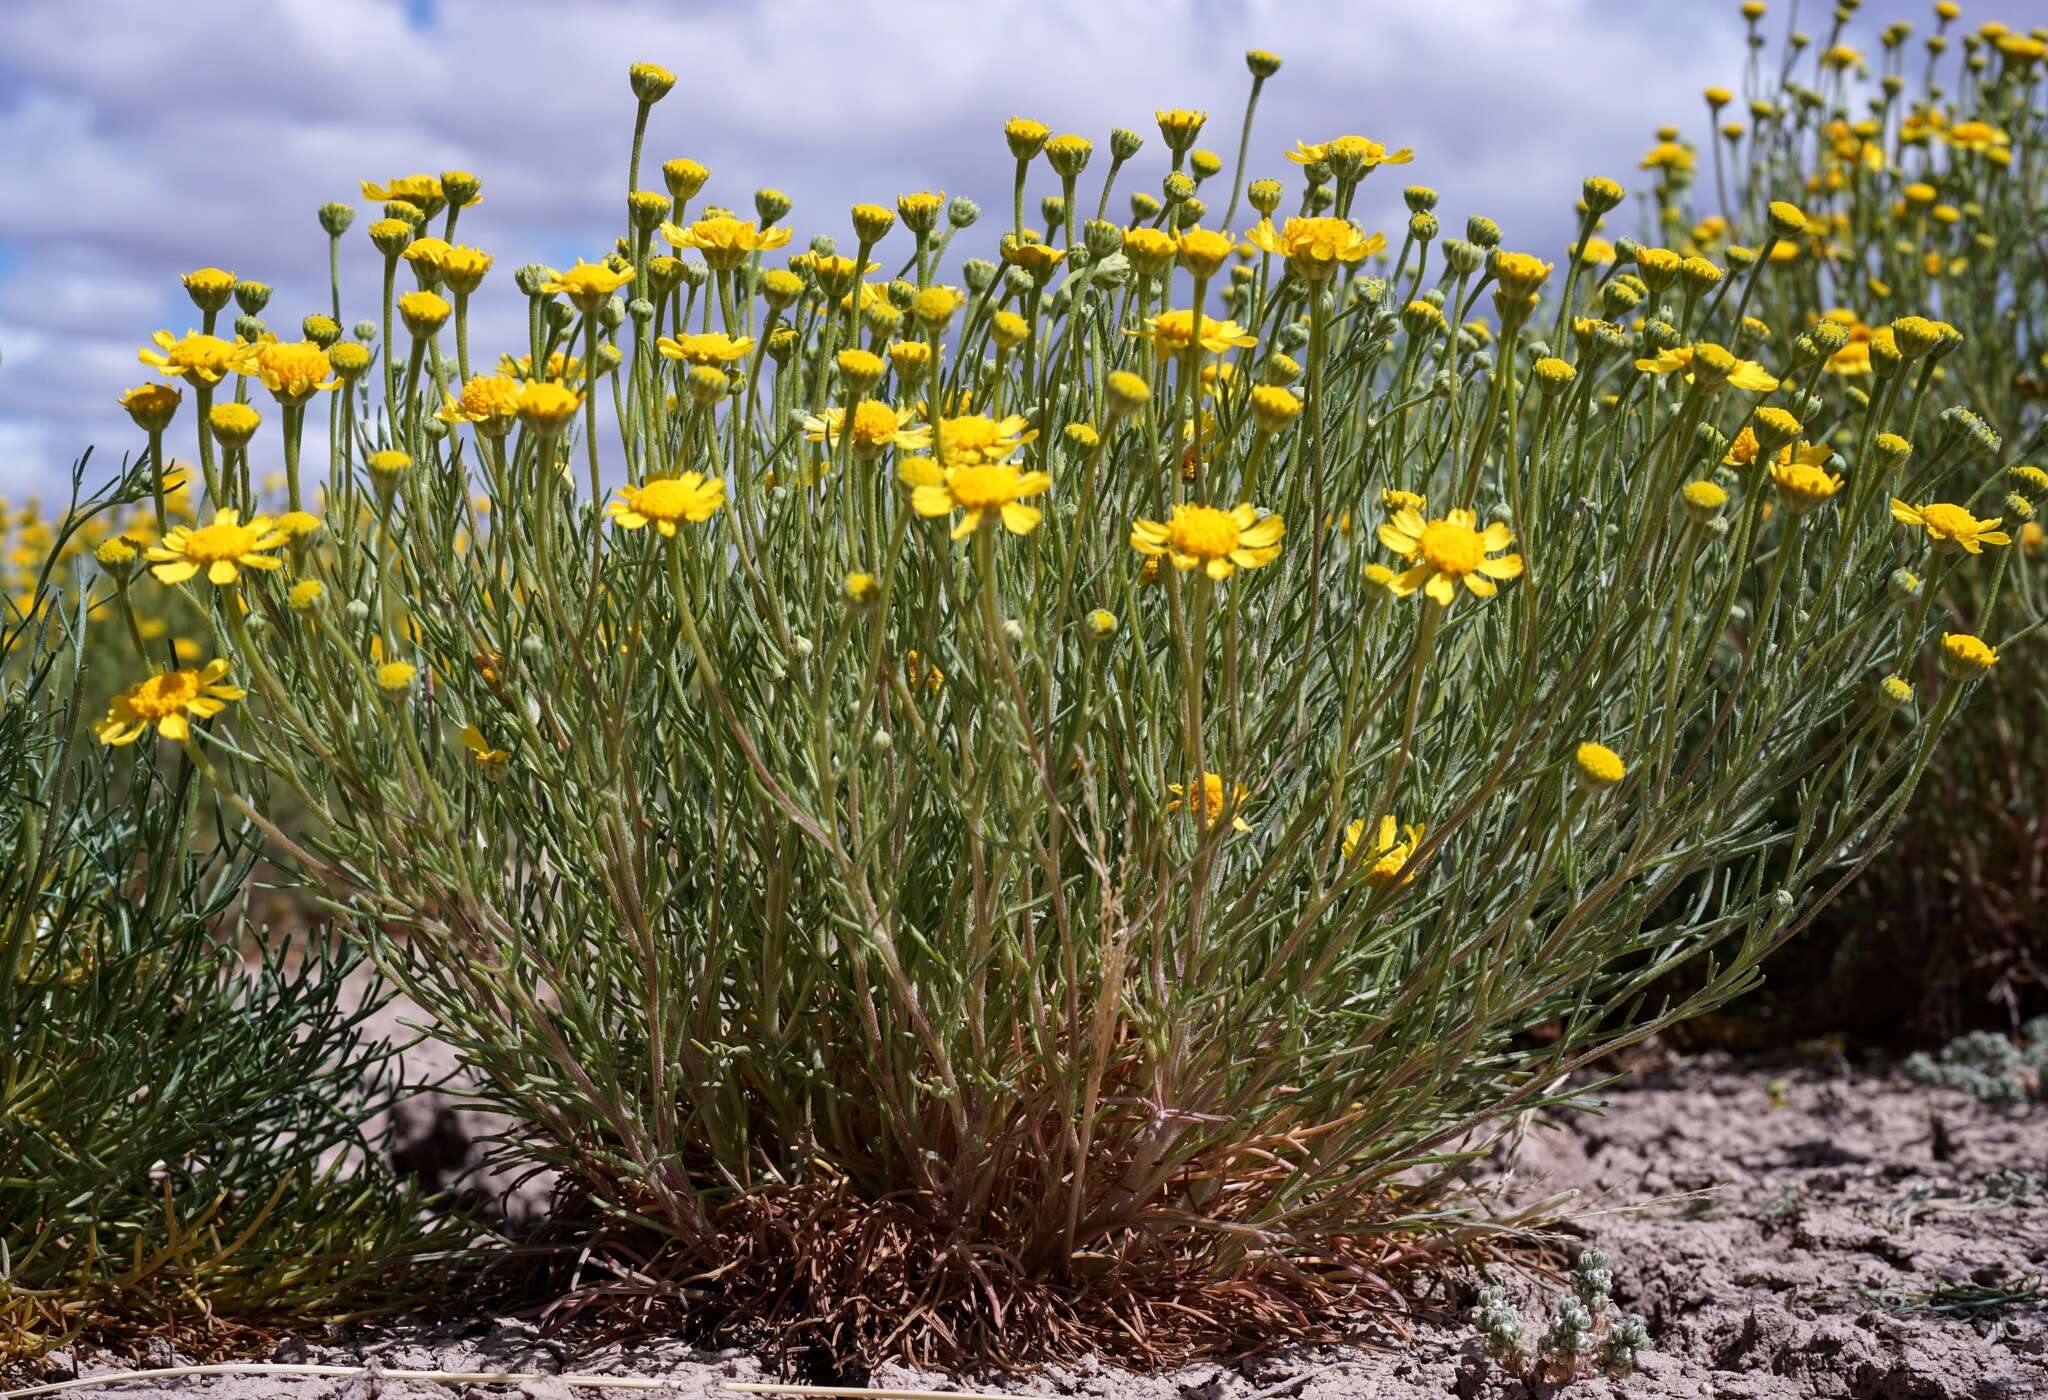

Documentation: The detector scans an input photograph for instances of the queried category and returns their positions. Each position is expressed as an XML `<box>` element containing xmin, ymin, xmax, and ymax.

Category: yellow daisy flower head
<box><xmin>439</xmin><ymin>245</ymin><xmax>494</xmax><ymax>295</ymax></box>
<box><xmin>1176</xmin><ymin>226</ymin><xmax>1235</xmax><ymax>279</ymax></box>
<box><xmin>607</xmin><ymin>472</ymin><xmax>726</xmax><ymax>536</ymax></box>
<box><xmin>1244</xmin><ymin>216</ymin><xmax>1385</xmax><ymax>281</ymax></box>
<box><xmin>275</xmin><ymin>510</ymin><xmax>323</xmax><ymax>545</ymax></box>
<box><xmin>1938</xmin><ymin>632</ymin><xmax>1998</xmax><ymax>680</ymax></box>
<box><xmin>207</xmin><ymin>400</ymin><xmax>262</xmax><ymax>448</ymax></box>
<box><xmin>1287</xmin><ymin>136</ymin><xmax>1413</xmax><ymax>175</ymax></box>
<box><xmin>361</xmin><ymin>174</ymin><xmax>446</xmax><ymax>210</ymax></box>
<box><xmin>1154</xmin><ymin>107</ymin><xmax>1208</xmax><ymax>153</ymax></box>
<box><xmin>1681</xmin><ymin>479</ymin><xmax>1728</xmax><ymax>522</ymax></box>
<box><xmin>1141</xmin><ymin>309</ymin><xmax>1258</xmax><ymax>359</ymax></box>
<box><xmin>1634</xmin><ymin>344</ymin><xmax>1779</xmax><ymax>391</ymax></box>
<box><xmin>516</xmin><ymin>381</ymin><xmax>584</xmax><ymax>438</ymax></box>
<box><xmin>1344</xmin><ymin>814</ymin><xmax>1425</xmax><ymax>885</ymax></box>
<box><xmin>540</xmin><ymin>260</ymin><xmax>633</xmax><ymax>314</ymax></box>
<box><xmin>656</xmin><ymin>331</ymin><xmax>755</xmax><ymax>366</ymax></box>
<box><xmin>1768</xmin><ymin>447</ymin><xmax>1844</xmax><ymax>514</ymax></box>
<box><xmin>138</xmin><ymin>331</ymin><xmax>250</xmax><ymax>385</ymax></box>
<box><xmin>180</xmin><ymin>267</ymin><xmax>237</xmax><ymax>313</ymax></box>
<box><xmin>1130</xmin><ymin>502</ymin><xmax>1285</xmax><ymax>580</ymax></box>
<box><xmin>288</xmin><ymin>578</ymin><xmax>325</xmax><ymax>611</ymax></box>
<box><xmin>1168</xmin><ymin>771</ymin><xmax>1251</xmax><ymax>832</ymax></box>
<box><xmin>437</xmin><ymin>374</ymin><xmax>523</xmax><ymax>437</ymax></box>
<box><xmin>660</xmin><ymin>214</ymin><xmax>793</xmax><ymax>271</ymax></box>
<box><xmin>1574</xmin><ymin>741</ymin><xmax>1627</xmax><ymax>791</ymax></box>
<box><xmin>97</xmin><ymin>659</ymin><xmax>244</xmax><ymax>746</ymax></box>
<box><xmin>802</xmin><ymin>402</ymin><xmax>931</xmax><ymax>459</ymax></box>
<box><xmin>397</xmin><ymin>289</ymin><xmax>452</xmax><ymax>337</ymax></box>
<box><xmin>1377</xmin><ymin>507</ymin><xmax>1523</xmax><ymax>605</ymax></box>
<box><xmin>249</xmin><ymin>337</ymin><xmax>338</xmax><ymax>405</ymax></box>
<box><xmin>934</xmin><ymin>413</ymin><xmax>1034</xmax><ymax>467</ymax></box>
<box><xmin>901</xmin><ymin>457</ymin><xmax>1050</xmax><ymax>541</ymax></box>
<box><xmin>375</xmin><ymin>660</ymin><xmax>418</xmax><ymax>695</ymax></box>
<box><xmin>1890</xmin><ymin>499</ymin><xmax>2010</xmax><ymax>553</ymax></box>
<box><xmin>118</xmin><ymin>382</ymin><xmax>182</xmax><ymax>433</ymax></box>
<box><xmin>146</xmin><ymin>507</ymin><xmax>286</xmax><ymax>586</ymax></box>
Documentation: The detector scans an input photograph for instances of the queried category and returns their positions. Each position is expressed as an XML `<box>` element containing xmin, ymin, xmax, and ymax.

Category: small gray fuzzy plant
<box><xmin>1474</xmin><ymin>1249</ymin><xmax>1651</xmax><ymax>1384</ymax></box>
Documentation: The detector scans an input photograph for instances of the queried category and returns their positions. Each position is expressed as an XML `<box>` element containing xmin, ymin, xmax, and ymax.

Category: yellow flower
<box><xmin>439</xmin><ymin>245</ymin><xmax>494</xmax><ymax>294</ymax></box>
<box><xmin>608</xmin><ymin>473</ymin><xmax>727</xmax><ymax>535</ymax></box>
<box><xmin>118</xmin><ymin>382</ymin><xmax>182</xmax><ymax>432</ymax></box>
<box><xmin>517</xmin><ymin>382</ymin><xmax>583</xmax><ymax>438</ymax></box>
<box><xmin>1574</xmin><ymin>742</ymin><xmax>1626</xmax><ymax>791</ymax></box>
<box><xmin>438</xmin><ymin>374</ymin><xmax>523</xmax><ymax>436</ymax></box>
<box><xmin>362</xmin><ymin>174</ymin><xmax>450</xmax><ymax>207</ymax></box>
<box><xmin>1141</xmin><ymin>309</ymin><xmax>1258</xmax><ymax>358</ymax></box>
<box><xmin>802</xmin><ymin>402</ymin><xmax>931</xmax><ymax>459</ymax></box>
<box><xmin>1890</xmin><ymin>499</ymin><xmax>2010</xmax><ymax>553</ymax></box>
<box><xmin>656</xmin><ymin>331</ymin><xmax>755</xmax><ymax>366</ymax></box>
<box><xmin>376</xmin><ymin>661</ymin><xmax>418</xmax><ymax>694</ymax></box>
<box><xmin>1176</xmin><ymin>227</ymin><xmax>1235</xmax><ymax>278</ymax></box>
<box><xmin>660</xmin><ymin>214</ymin><xmax>793</xmax><ymax>270</ymax></box>
<box><xmin>147</xmin><ymin>507</ymin><xmax>286</xmax><ymax>586</ymax></box>
<box><xmin>138</xmin><ymin>331</ymin><xmax>250</xmax><ymax>385</ymax></box>
<box><xmin>459</xmin><ymin>724</ymin><xmax>510</xmax><ymax>779</ymax></box>
<box><xmin>1939</xmin><ymin>632</ymin><xmax>1998</xmax><ymax>680</ymax></box>
<box><xmin>1167</xmin><ymin>772</ymin><xmax>1251</xmax><ymax>832</ymax></box>
<box><xmin>1639</xmin><ymin>141</ymin><xmax>1695</xmax><ymax>173</ymax></box>
<box><xmin>249</xmin><ymin>338</ymin><xmax>337</xmax><ymax>405</ymax></box>
<box><xmin>901</xmin><ymin>458</ymin><xmax>1050</xmax><ymax>540</ymax></box>
<box><xmin>1377</xmin><ymin>507</ymin><xmax>1522</xmax><ymax>605</ymax></box>
<box><xmin>1244</xmin><ymin>217</ymin><xmax>1385</xmax><ymax>281</ymax></box>
<box><xmin>1286</xmin><ymin>136</ymin><xmax>1413</xmax><ymax>171</ymax></box>
<box><xmin>397</xmin><ymin>290</ymin><xmax>452</xmax><ymax>336</ymax></box>
<box><xmin>1943</xmin><ymin>120</ymin><xmax>2010</xmax><ymax>154</ymax></box>
<box><xmin>934</xmin><ymin>413</ymin><xmax>1035</xmax><ymax>467</ymax></box>
<box><xmin>1343</xmin><ymin>814</ymin><xmax>1424</xmax><ymax>885</ymax></box>
<box><xmin>1634</xmin><ymin>344</ymin><xmax>1778</xmax><ymax>391</ymax></box>
<box><xmin>97</xmin><ymin>659</ymin><xmax>244</xmax><ymax>745</ymax></box>
<box><xmin>1130</xmin><ymin>502</ymin><xmax>1285</xmax><ymax>580</ymax></box>
<box><xmin>1769</xmin><ymin>447</ymin><xmax>1844</xmax><ymax>514</ymax></box>
<box><xmin>540</xmin><ymin>260</ymin><xmax>634</xmax><ymax>313</ymax></box>
<box><xmin>1681</xmin><ymin>480</ymin><xmax>1728</xmax><ymax>521</ymax></box>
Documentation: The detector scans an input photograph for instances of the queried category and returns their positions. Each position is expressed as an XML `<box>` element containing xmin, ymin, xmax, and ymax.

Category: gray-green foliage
<box><xmin>1903</xmin><ymin>1018</ymin><xmax>2048</xmax><ymax>1103</ymax></box>
<box><xmin>0</xmin><ymin>465</ymin><xmax>451</xmax><ymax>1363</ymax></box>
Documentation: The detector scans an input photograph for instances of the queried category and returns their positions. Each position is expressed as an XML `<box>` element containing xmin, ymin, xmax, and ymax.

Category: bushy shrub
<box><xmin>70</xmin><ymin>28</ymin><xmax>2028</xmax><ymax>1369</ymax></box>
<box><xmin>1641</xmin><ymin>4</ymin><xmax>2048</xmax><ymax>1041</ymax></box>
<box><xmin>0</xmin><ymin>469</ymin><xmax>451</xmax><ymax>1366</ymax></box>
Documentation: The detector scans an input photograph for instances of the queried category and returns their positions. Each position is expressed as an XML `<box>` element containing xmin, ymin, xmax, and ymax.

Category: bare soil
<box><xmin>22</xmin><ymin>1050</ymin><xmax>2046</xmax><ymax>1399</ymax></box>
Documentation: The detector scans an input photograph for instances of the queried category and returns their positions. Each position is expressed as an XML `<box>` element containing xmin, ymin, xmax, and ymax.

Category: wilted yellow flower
<box><xmin>147</xmin><ymin>507</ymin><xmax>286</xmax><ymax>586</ymax></box>
<box><xmin>1890</xmin><ymin>499</ymin><xmax>2010</xmax><ymax>553</ymax></box>
<box><xmin>1378</xmin><ymin>507</ymin><xmax>1522</xmax><ymax>606</ymax></box>
<box><xmin>1130</xmin><ymin>502</ymin><xmax>1284</xmax><ymax>580</ymax></box>
<box><xmin>608</xmin><ymin>472</ymin><xmax>726</xmax><ymax>535</ymax></box>
<box><xmin>98</xmin><ymin>659</ymin><xmax>244</xmax><ymax>745</ymax></box>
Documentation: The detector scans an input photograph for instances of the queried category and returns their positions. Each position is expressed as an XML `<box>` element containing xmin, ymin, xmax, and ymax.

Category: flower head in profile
<box><xmin>1634</xmin><ymin>344</ymin><xmax>1778</xmax><ymax>391</ymax></box>
<box><xmin>541</xmin><ymin>259</ymin><xmax>634</xmax><ymax>313</ymax></box>
<box><xmin>1574</xmin><ymin>742</ymin><xmax>1627</xmax><ymax>791</ymax></box>
<box><xmin>1245</xmin><ymin>217</ymin><xmax>1385</xmax><ymax>281</ymax></box>
<box><xmin>901</xmin><ymin>457</ymin><xmax>1050</xmax><ymax>540</ymax></box>
<box><xmin>362</xmin><ymin>174</ymin><xmax>452</xmax><ymax>208</ymax></box>
<box><xmin>97</xmin><ymin>659</ymin><xmax>244</xmax><ymax>745</ymax></box>
<box><xmin>656</xmin><ymin>331</ymin><xmax>754</xmax><ymax>366</ymax></box>
<box><xmin>118</xmin><ymin>383</ymin><xmax>183</xmax><ymax>433</ymax></box>
<box><xmin>1378</xmin><ymin>507</ymin><xmax>1523</xmax><ymax>605</ymax></box>
<box><xmin>803</xmin><ymin>402</ymin><xmax>931</xmax><ymax>459</ymax></box>
<box><xmin>1768</xmin><ymin>447</ymin><xmax>1844</xmax><ymax>514</ymax></box>
<box><xmin>608</xmin><ymin>472</ymin><xmax>726</xmax><ymax>536</ymax></box>
<box><xmin>248</xmin><ymin>338</ymin><xmax>338</xmax><ymax>405</ymax></box>
<box><xmin>661</xmin><ymin>214</ymin><xmax>793</xmax><ymax>270</ymax></box>
<box><xmin>138</xmin><ymin>331</ymin><xmax>250</xmax><ymax>385</ymax></box>
<box><xmin>1344</xmin><ymin>814</ymin><xmax>1424</xmax><ymax>885</ymax></box>
<box><xmin>1939</xmin><ymin>632</ymin><xmax>1998</xmax><ymax>680</ymax></box>
<box><xmin>1140</xmin><ymin>309</ymin><xmax>1258</xmax><ymax>359</ymax></box>
<box><xmin>1130</xmin><ymin>503</ymin><xmax>1284</xmax><ymax>580</ymax></box>
<box><xmin>147</xmin><ymin>508</ymin><xmax>286</xmax><ymax>586</ymax></box>
<box><xmin>934</xmin><ymin>413</ymin><xmax>1035</xmax><ymax>467</ymax></box>
<box><xmin>1286</xmin><ymin>136</ymin><xmax>1413</xmax><ymax>173</ymax></box>
<box><xmin>1168</xmin><ymin>772</ymin><xmax>1252</xmax><ymax>832</ymax></box>
<box><xmin>1889</xmin><ymin>499</ymin><xmax>2010</xmax><ymax>554</ymax></box>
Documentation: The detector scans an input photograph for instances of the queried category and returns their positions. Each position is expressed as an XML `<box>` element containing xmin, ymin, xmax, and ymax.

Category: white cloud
<box><xmin>0</xmin><ymin>0</ymin><xmax>1764</xmax><ymax>501</ymax></box>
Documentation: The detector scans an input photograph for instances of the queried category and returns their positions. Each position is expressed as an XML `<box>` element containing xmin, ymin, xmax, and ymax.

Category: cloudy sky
<box><xmin>0</xmin><ymin>0</ymin><xmax>1926</xmax><ymax>503</ymax></box>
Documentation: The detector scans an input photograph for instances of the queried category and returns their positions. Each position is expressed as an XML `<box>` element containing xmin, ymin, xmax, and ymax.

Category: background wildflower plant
<box><xmin>29</xmin><ymin>7</ymin><xmax>2035</xmax><ymax>1371</ymax></box>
